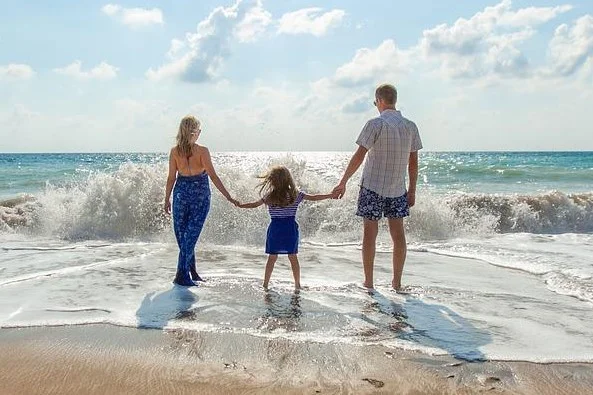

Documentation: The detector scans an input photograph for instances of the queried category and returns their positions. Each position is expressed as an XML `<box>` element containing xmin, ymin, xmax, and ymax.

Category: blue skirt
<box><xmin>266</xmin><ymin>217</ymin><xmax>299</xmax><ymax>255</ymax></box>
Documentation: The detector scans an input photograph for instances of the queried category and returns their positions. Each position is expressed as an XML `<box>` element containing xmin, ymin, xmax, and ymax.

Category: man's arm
<box><xmin>332</xmin><ymin>145</ymin><xmax>368</xmax><ymax>198</ymax></box>
<box><xmin>407</xmin><ymin>151</ymin><xmax>418</xmax><ymax>207</ymax></box>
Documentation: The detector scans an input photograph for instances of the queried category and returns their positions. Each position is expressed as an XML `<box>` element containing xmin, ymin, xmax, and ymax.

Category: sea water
<box><xmin>1</xmin><ymin>151</ymin><xmax>593</xmax><ymax>362</ymax></box>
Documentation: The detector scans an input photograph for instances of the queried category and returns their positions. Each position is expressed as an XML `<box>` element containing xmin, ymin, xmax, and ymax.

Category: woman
<box><xmin>164</xmin><ymin>115</ymin><xmax>237</xmax><ymax>286</ymax></box>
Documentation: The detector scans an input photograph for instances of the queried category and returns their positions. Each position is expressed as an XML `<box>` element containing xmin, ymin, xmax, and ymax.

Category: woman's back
<box><xmin>172</xmin><ymin>145</ymin><xmax>206</xmax><ymax>176</ymax></box>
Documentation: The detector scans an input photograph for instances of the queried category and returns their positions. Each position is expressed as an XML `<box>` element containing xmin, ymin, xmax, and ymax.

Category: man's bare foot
<box><xmin>363</xmin><ymin>281</ymin><xmax>374</xmax><ymax>289</ymax></box>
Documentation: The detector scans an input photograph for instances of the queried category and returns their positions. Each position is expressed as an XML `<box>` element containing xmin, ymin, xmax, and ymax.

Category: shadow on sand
<box><xmin>365</xmin><ymin>290</ymin><xmax>490</xmax><ymax>361</ymax></box>
<box><xmin>135</xmin><ymin>285</ymin><xmax>198</xmax><ymax>329</ymax></box>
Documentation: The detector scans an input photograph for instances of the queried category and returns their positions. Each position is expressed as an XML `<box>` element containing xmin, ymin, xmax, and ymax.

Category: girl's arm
<box><xmin>201</xmin><ymin>146</ymin><xmax>238</xmax><ymax>205</ymax></box>
<box><xmin>164</xmin><ymin>149</ymin><xmax>177</xmax><ymax>214</ymax></box>
<box><xmin>302</xmin><ymin>193</ymin><xmax>334</xmax><ymax>201</ymax></box>
<box><xmin>238</xmin><ymin>199</ymin><xmax>265</xmax><ymax>209</ymax></box>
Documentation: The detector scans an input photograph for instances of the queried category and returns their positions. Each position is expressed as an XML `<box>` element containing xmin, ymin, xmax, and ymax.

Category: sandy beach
<box><xmin>2</xmin><ymin>324</ymin><xmax>593</xmax><ymax>395</ymax></box>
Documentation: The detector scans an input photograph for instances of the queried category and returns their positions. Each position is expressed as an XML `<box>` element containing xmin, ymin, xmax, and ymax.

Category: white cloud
<box><xmin>547</xmin><ymin>15</ymin><xmax>593</xmax><ymax>77</ymax></box>
<box><xmin>327</xmin><ymin>0</ymin><xmax>575</xmax><ymax>86</ymax></box>
<box><xmin>235</xmin><ymin>1</ymin><xmax>272</xmax><ymax>42</ymax></box>
<box><xmin>147</xmin><ymin>0</ymin><xmax>266</xmax><ymax>83</ymax></box>
<box><xmin>278</xmin><ymin>8</ymin><xmax>345</xmax><ymax>36</ymax></box>
<box><xmin>54</xmin><ymin>60</ymin><xmax>119</xmax><ymax>80</ymax></box>
<box><xmin>341</xmin><ymin>94</ymin><xmax>372</xmax><ymax>114</ymax></box>
<box><xmin>101</xmin><ymin>4</ymin><xmax>121</xmax><ymax>16</ymax></box>
<box><xmin>417</xmin><ymin>0</ymin><xmax>571</xmax><ymax>79</ymax></box>
<box><xmin>166</xmin><ymin>39</ymin><xmax>186</xmax><ymax>59</ymax></box>
<box><xmin>0</xmin><ymin>63</ymin><xmax>35</xmax><ymax>80</ymax></box>
<box><xmin>101</xmin><ymin>4</ymin><xmax>163</xmax><ymax>28</ymax></box>
<box><xmin>334</xmin><ymin>40</ymin><xmax>411</xmax><ymax>87</ymax></box>
<box><xmin>499</xmin><ymin>3</ymin><xmax>573</xmax><ymax>26</ymax></box>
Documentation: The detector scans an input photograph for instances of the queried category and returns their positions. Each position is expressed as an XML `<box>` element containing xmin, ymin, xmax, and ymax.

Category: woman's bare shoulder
<box><xmin>195</xmin><ymin>144</ymin><xmax>210</xmax><ymax>154</ymax></box>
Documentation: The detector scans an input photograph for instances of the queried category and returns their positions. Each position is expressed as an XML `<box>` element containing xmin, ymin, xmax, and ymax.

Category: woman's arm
<box><xmin>164</xmin><ymin>149</ymin><xmax>177</xmax><ymax>214</ymax></box>
<box><xmin>237</xmin><ymin>199</ymin><xmax>265</xmax><ymax>209</ymax></box>
<box><xmin>201</xmin><ymin>146</ymin><xmax>238</xmax><ymax>205</ymax></box>
<box><xmin>302</xmin><ymin>193</ymin><xmax>334</xmax><ymax>201</ymax></box>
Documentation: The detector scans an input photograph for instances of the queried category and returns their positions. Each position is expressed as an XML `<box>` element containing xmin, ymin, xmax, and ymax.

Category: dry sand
<box><xmin>1</xmin><ymin>325</ymin><xmax>593</xmax><ymax>394</ymax></box>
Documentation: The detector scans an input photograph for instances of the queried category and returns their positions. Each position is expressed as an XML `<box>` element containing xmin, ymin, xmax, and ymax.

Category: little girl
<box><xmin>238</xmin><ymin>166</ymin><xmax>334</xmax><ymax>289</ymax></box>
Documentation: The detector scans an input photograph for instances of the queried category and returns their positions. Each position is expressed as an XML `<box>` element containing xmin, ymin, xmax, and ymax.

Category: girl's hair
<box><xmin>176</xmin><ymin>115</ymin><xmax>200</xmax><ymax>157</ymax></box>
<box><xmin>258</xmin><ymin>166</ymin><xmax>298</xmax><ymax>207</ymax></box>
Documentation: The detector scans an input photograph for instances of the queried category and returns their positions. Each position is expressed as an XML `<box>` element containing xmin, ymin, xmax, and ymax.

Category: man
<box><xmin>332</xmin><ymin>83</ymin><xmax>422</xmax><ymax>291</ymax></box>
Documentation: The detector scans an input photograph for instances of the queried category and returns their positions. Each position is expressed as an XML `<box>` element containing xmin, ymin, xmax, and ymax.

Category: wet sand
<box><xmin>1</xmin><ymin>325</ymin><xmax>593</xmax><ymax>394</ymax></box>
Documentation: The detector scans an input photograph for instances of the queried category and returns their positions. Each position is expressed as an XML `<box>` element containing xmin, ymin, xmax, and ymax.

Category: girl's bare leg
<box><xmin>288</xmin><ymin>254</ymin><xmax>301</xmax><ymax>289</ymax></box>
<box><xmin>263</xmin><ymin>255</ymin><xmax>278</xmax><ymax>289</ymax></box>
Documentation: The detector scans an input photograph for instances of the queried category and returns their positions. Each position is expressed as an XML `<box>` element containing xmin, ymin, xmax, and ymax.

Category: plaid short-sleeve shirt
<box><xmin>356</xmin><ymin>109</ymin><xmax>422</xmax><ymax>198</ymax></box>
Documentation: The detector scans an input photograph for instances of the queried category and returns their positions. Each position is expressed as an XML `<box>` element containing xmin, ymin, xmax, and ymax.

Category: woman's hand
<box><xmin>164</xmin><ymin>200</ymin><xmax>171</xmax><ymax>214</ymax></box>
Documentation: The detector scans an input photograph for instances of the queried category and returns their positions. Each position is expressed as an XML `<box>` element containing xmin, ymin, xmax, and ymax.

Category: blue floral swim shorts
<box><xmin>356</xmin><ymin>187</ymin><xmax>409</xmax><ymax>220</ymax></box>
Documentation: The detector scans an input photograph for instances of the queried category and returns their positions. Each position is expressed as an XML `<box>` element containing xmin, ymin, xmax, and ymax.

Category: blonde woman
<box><xmin>164</xmin><ymin>115</ymin><xmax>238</xmax><ymax>286</ymax></box>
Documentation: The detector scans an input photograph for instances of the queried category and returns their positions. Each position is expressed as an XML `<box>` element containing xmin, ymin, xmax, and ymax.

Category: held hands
<box><xmin>331</xmin><ymin>182</ymin><xmax>347</xmax><ymax>199</ymax></box>
<box><xmin>227</xmin><ymin>197</ymin><xmax>240</xmax><ymax>207</ymax></box>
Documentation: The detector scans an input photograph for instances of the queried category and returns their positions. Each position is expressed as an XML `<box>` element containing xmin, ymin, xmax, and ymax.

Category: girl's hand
<box><xmin>164</xmin><ymin>200</ymin><xmax>171</xmax><ymax>215</ymax></box>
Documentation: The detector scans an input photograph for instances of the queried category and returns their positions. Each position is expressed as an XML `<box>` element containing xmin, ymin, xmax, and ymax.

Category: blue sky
<box><xmin>1</xmin><ymin>0</ymin><xmax>592</xmax><ymax>152</ymax></box>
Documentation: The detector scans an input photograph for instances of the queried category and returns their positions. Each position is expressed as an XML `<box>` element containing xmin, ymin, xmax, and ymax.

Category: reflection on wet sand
<box><xmin>258</xmin><ymin>290</ymin><xmax>302</xmax><ymax>332</ymax></box>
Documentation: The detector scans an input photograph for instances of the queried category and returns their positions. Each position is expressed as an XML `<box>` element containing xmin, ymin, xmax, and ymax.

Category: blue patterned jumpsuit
<box><xmin>172</xmin><ymin>172</ymin><xmax>211</xmax><ymax>286</ymax></box>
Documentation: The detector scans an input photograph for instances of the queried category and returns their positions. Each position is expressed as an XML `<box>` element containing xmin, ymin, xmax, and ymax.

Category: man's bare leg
<box><xmin>388</xmin><ymin>218</ymin><xmax>407</xmax><ymax>290</ymax></box>
<box><xmin>362</xmin><ymin>219</ymin><xmax>379</xmax><ymax>288</ymax></box>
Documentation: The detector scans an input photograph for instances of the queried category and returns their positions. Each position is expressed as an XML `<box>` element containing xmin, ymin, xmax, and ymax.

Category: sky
<box><xmin>1</xmin><ymin>0</ymin><xmax>593</xmax><ymax>152</ymax></box>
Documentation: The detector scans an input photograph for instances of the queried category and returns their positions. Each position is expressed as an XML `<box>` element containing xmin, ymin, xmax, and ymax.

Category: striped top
<box><xmin>267</xmin><ymin>191</ymin><xmax>305</xmax><ymax>218</ymax></box>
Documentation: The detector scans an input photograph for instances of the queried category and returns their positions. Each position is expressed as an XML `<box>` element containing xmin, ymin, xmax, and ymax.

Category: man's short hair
<box><xmin>375</xmin><ymin>84</ymin><xmax>397</xmax><ymax>105</ymax></box>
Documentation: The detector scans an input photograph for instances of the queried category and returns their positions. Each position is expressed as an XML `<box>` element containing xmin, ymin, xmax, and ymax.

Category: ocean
<box><xmin>1</xmin><ymin>151</ymin><xmax>592</xmax><ymax>363</ymax></box>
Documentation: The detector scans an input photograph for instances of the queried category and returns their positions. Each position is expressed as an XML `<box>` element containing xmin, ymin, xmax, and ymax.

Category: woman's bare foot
<box><xmin>190</xmin><ymin>269</ymin><xmax>204</xmax><ymax>282</ymax></box>
<box><xmin>262</xmin><ymin>282</ymin><xmax>269</xmax><ymax>290</ymax></box>
<box><xmin>363</xmin><ymin>281</ymin><xmax>374</xmax><ymax>289</ymax></box>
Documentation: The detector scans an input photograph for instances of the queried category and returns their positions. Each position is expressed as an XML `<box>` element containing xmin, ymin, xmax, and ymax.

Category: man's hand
<box><xmin>407</xmin><ymin>191</ymin><xmax>416</xmax><ymax>207</ymax></box>
<box><xmin>332</xmin><ymin>183</ymin><xmax>346</xmax><ymax>199</ymax></box>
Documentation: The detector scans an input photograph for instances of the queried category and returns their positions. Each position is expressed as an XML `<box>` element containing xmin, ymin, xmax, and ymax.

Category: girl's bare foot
<box><xmin>392</xmin><ymin>278</ymin><xmax>401</xmax><ymax>289</ymax></box>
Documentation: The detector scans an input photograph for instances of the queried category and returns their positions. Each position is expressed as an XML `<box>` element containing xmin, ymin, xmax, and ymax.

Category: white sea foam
<box><xmin>2</xmin><ymin>153</ymin><xmax>593</xmax><ymax>363</ymax></box>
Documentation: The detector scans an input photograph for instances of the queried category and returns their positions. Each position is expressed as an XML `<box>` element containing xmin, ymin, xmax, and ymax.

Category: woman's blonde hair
<box><xmin>176</xmin><ymin>115</ymin><xmax>200</xmax><ymax>157</ymax></box>
<box><xmin>258</xmin><ymin>166</ymin><xmax>298</xmax><ymax>207</ymax></box>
